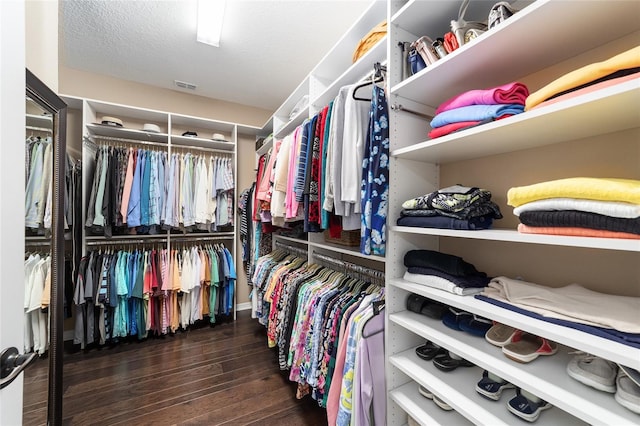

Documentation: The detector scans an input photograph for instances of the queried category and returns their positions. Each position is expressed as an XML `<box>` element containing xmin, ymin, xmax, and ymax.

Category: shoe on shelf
<box><xmin>502</xmin><ymin>331</ymin><xmax>558</xmax><ymax>363</ymax></box>
<box><xmin>476</xmin><ymin>370</ymin><xmax>516</xmax><ymax>401</ymax></box>
<box><xmin>416</xmin><ymin>341</ymin><xmax>446</xmax><ymax>361</ymax></box>
<box><xmin>442</xmin><ymin>307</ymin><xmax>473</xmax><ymax>331</ymax></box>
<box><xmin>485</xmin><ymin>322</ymin><xmax>517</xmax><ymax>347</ymax></box>
<box><xmin>567</xmin><ymin>353</ymin><xmax>617</xmax><ymax>393</ymax></box>
<box><xmin>433</xmin><ymin>394</ymin><xmax>453</xmax><ymax>411</ymax></box>
<box><xmin>615</xmin><ymin>365</ymin><xmax>640</xmax><ymax>414</ymax></box>
<box><xmin>418</xmin><ymin>385</ymin><xmax>433</xmax><ymax>400</ymax></box>
<box><xmin>407</xmin><ymin>415</ymin><xmax>420</xmax><ymax>426</ymax></box>
<box><xmin>433</xmin><ymin>350</ymin><xmax>474</xmax><ymax>372</ymax></box>
<box><xmin>459</xmin><ymin>314</ymin><xmax>493</xmax><ymax>337</ymax></box>
<box><xmin>507</xmin><ymin>388</ymin><xmax>552</xmax><ymax>422</ymax></box>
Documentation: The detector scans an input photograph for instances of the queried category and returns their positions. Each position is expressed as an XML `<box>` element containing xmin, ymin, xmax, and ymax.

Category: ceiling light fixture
<box><xmin>197</xmin><ymin>0</ymin><xmax>226</xmax><ymax>47</ymax></box>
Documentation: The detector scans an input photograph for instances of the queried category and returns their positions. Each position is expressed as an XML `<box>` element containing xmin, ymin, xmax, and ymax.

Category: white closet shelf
<box><xmin>272</xmin><ymin>234</ymin><xmax>309</xmax><ymax>246</ymax></box>
<box><xmin>390</xmin><ymin>348</ymin><xmax>590</xmax><ymax>426</ymax></box>
<box><xmin>308</xmin><ymin>240</ymin><xmax>385</xmax><ymax>263</ymax></box>
<box><xmin>311</xmin><ymin>36</ymin><xmax>387</xmax><ymax>110</ymax></box>
<box><xmin>273</xmin><ymin>106</ymin><xmax>309</xmax><ymax>139</ymax></box>
<box><xmin>26</xmin><ymin>113</ymin><xmax>52</xmax><ymax>129</ymax></box>
<box><xmin>389</xmin><ymin>279</ymin><xmax>640</xmax><ymax>371</ymax></box>
<box><xmin>170</xmin><ymin>135</ymin><xmax>234</xmax><ymax>151</ymax></box>
<box><xmin>256</xmin><ymin>137</ymin><xmax>274</xmax><ymax>156</ymax></box>
<box><xmin>390</xmin><ymin>0</ymin><xmax>640</xmax><ymax>108</ymax></box>
<box><xmin>170</xmin><ymin>113</ymin><xmax>235</xmax><ymax>133</ymax></box>
<box><xmin>86</xmin><ymin>123</ymin><xmax>169</xmax><ymax>143</ymax></box>
<box><xmin>389</xmin><ymin>382</ymin><xmax>474</xmax><ymax>426</ymax></box>
<box><xmin>391</xmin><ymin>79</ymin><xmax>640</xmax><ymax>163</ymax></box>
<box><xmin>390</xmin><ymin>226</ymin><xmax>640</xmax><ymax>252</ymax></box>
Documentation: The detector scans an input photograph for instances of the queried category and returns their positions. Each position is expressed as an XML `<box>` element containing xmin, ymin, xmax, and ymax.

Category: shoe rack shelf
<box><xmin>390</xmin><ymin>309</ymin><xmax>638</xmax><ymax>425</ymax></box>
<box><xmin>385</xmin><ymin>0</ymin><xmax>640</xmax><ymax>424</ymax></box>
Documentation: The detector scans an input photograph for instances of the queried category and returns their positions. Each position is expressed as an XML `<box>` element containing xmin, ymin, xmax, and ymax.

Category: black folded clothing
<box><xmin>404</xmin><ymin>249</ymin><xmax>486</xmax><ymax>277</ymax></box>
<box><xmin>406</xmin><ymin>293</ymin><xmax>448</xmax><ymax>319</ymax></box>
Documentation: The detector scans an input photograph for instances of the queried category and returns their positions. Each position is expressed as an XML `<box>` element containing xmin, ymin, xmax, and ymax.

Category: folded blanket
<box><xmin>404</xmin><ymin>249</ymin><xmax>486</xmax><ymax>277</ymax></box>
<box><xmin>529</xmin><ymin>72</ymin><xmax>639</xmax><ymax>111</ymax></box>
<box><xmin>507</xmin><ymin>177</ymin><xmax>640</xmax><ymax>207</ymax></box>
<box><xmin>403</xmin><ymin>272</ymin><xmax>484</xmax><ymax>296</ymax></box>
<box><xmin>482</xmin><ymin>276</ymin><xmax>640</xmax><ymax>333</ymax></box>
<box><xmin>397</xmin><ymin>214</ymin><xmax>494</xmax><ymax>230</ymax></box>
<box><xmin>513</xmin><ymin>197</ymin><xmax>640</xmax><ymax>219</ymax></box>
<box><xmin>519</xmin><ymin>210</ymin><xmax>640</xmax><ymax>235</ymax></box>
<box><xmin>406</xmin><ymin>266</ymin><xmax>490</xmax><ymax>287</ymax></box>
<box><xmin>436</xmin><ymin>82</ymin><xmax>529</xmax><ymax>115</ymax></box>
<box><xmin>428</xmin><ymin>120</ymin><xmax>482</xmax><ymax>139</ymax></box>
<box><xmin>430</xmin><ymin>104</ymin><xmax>524</xmax><ymax>128</ymax></box>
<box><xmin>517</xmin><ymin>223</ymin><xmax>640</xmax><ymax>240</ymax></box>
<box><xmin>525</xmin><ymin>46</ymin><xmax>640</xmax><ymax>110</ymax></box>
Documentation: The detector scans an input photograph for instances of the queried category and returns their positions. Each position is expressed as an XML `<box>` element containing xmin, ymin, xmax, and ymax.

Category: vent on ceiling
<box><xmin>174</xmin><ymin>80</ymin><xmax>197</xmax><ymax>90</ymax></box>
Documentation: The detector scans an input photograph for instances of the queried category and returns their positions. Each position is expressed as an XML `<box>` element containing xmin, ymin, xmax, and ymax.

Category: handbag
<box><xmin>450</xmin><ymin>0</ymin><xmax>488</xmax><ymax>47</ymax></box>
<box><xmin>488</xmin><ymin>1</ymin><xmax>519</xmax><ymax>29</ymax></box>
<box><xmin>411</xmin><ymin>36</ymin><xmax>440</xmax><ymax>67</ymax></box>
<box><xmin>409</xmin><ymin>48</ymin><xmax>427</xmax><ymax>75</ymax></box>
<box><xmin>443</xmin><ymin>32</ymin><xmax>459</xmax><ymax>53</ymax></box>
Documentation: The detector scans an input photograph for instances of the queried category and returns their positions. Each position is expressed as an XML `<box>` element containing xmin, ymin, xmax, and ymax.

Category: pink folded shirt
<box><xmin>435</xmin><ymin>82</ymin><xmax>529</xmax><ymax>115</ymax></box>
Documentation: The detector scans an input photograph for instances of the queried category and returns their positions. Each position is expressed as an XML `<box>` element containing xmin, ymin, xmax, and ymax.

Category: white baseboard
<box><xmin>235</xmin><ymin>302</ymin><xmax>251</xmax><ymax>311</ymax></box>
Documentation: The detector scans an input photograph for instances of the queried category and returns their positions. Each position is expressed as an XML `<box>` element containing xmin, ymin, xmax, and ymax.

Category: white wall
<box><xmin>25</xmin><ymin>0</ymin><xmax>58</xmax><ymax>92</ymax></box>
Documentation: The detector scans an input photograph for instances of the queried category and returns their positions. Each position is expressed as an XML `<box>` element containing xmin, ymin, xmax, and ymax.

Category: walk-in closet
<box><xmin>1</xmin><ymin>0</ymin><xmax>638</xmax><ymax>425</ymax></box>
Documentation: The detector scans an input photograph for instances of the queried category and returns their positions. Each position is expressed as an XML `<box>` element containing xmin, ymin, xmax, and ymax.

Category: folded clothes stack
<box><xmin>428</xmin><ymin>81</ymin><xmax>529</xmax><ymax>139</ymax></box>
<box><xmin>398</xmin><ymin>184</ymin><xmax>502</xmax><ymax>230</ymax></box>
<box><xmin>508</xmin><ymin>177</ymin><xmax>640</xmax><ymax>239</ymax></box>
<box><xmin>403</xmin><ymin>249</ymin><xmax>491</xmax><ymax>296</ymax></box>
<box><xmin>525</xmin><ymin>46</ymin><xmax>640</xmax><ymax>111</ymax></box>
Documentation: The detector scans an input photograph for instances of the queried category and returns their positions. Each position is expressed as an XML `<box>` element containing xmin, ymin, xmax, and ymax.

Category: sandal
<box><xmin>507</xmin><ymin>388</ymin><xmax>552</xmax><ymax>422</ymax></box>
<box><xmin>502</xmin><ymin>332</ymin><xmax>558</xmax><ymax>363</ymax></box>
<box><xmin>433</xmin><ymin>350</ymin><xmax>474</xmax><ymax>372</ymax></box>
<box><xmin>476</xmin><ymin>370</ymin><xmax>515</xmax><ymax>401</ymax></box>
<box><xmin>485</xmin><ymin>322</ymin><xmax>517</xmax><ymax>347</ymax></box>
<box><xmin>416</xmin><ymin>341</ymin><xmax>446</xmax><ymax>361</ymax></box>
<box><xmin>418</xmin><ymin>385</ymin><xmax>433</xmax><ymax>400</ymax></box>
<box><xmin>459</xmin><ymin>314</ymin><xmax>493</xmax><ymax>337</ymax></box>
<box><xmin>442</xmin><ymin>307</ymin><xmax>473</xmax><ymax>331</ymax></box>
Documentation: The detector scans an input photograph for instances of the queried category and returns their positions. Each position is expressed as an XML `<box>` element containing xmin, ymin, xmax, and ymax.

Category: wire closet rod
<box><xmin>169</xmin><ymin>234</ymin><xmax>234</xmax><ymax>242</ymax></box>
<box><xmin>85</xmin><ymin>135</ymin><xmax>167</xmax><ymax>149</ymax></box>
<box><xmin>391</xmin><ymin>103</ymin><xmax>433</xmax><ymax>120</ymax></box>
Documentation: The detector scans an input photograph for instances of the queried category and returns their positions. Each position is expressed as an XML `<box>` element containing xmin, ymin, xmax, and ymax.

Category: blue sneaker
<box><xmin>507</xmin><ymin>388</ymin><xmax>552</xmax><ymax>422</ymax></box>
<box><xmin>476</xmin><ymin>370</ymin><xmax>515</xmax><ymax>401</ymax></box>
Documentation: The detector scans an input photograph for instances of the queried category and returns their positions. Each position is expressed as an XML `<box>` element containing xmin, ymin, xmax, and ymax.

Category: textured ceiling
<box><xmin>60</xmin><ymin>0</ymin><xmax>372</xmax><ymax>112</ymax></box>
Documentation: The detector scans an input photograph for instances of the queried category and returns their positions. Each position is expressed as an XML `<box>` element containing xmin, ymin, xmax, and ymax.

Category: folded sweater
<box><xmin>525</xmin><ymin>46</ymin><xmax>640</xmax><ymax>110</ymax></box>
<box><xmin>513</xmin><ymin>197</ymin><xmax>640</xmax><ymax>219</ymax></box>
<box><xmin>507</xmin><ymin>177</ymin><xmax>640</xmax><ymax>207</ymax></box>
<box><xmin>519</xmin><ymin>210</ymin><xmax>640</xmax><ymax>235</ymax></box>
<box><xmin>517</xmin><ymin>223</ymin><xmax>640</xmax><ymax>240</ymax></box>
<box><xmin>436</xmin><ymin>82</ymin><xmax>529</xmax><ymax>114</ymax></box>
<box><xmin>404</xmin><ymin>249</ymin><xmax>486</xmax><ymax>277</ymax></box>
<box><xmin>430</xmin><ymin>104</ymin><xmax>524</xmax><ymax>128</ymax></box>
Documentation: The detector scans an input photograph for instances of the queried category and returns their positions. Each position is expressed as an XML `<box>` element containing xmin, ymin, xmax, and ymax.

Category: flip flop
<box><xmin>502</xmin><ymin>333</ymin><xmax>558</xmax><ymax>363</ymax></box>
<box><xmin>485</xmin><ymin>322</ymin><xmax>517</xmax><ymax>347</ymax></box>
<box><xmin>442</xmin><ymin>307</ymin><xmax>473</xmax><ymax>331</ymax></box>
<box><xmin>459</xmin><ymin>314</ymin><xmax>493</xmax><ymax>337</ymax></box>
<box><xmin>416</xmin><ymin>341</ymin><xmax>446</xmax><ymax>361</ymax></box>
<box><xmin>433</xmin><ymin>351</ymin><xmax>474</xmax><ymax>372</ymax></box>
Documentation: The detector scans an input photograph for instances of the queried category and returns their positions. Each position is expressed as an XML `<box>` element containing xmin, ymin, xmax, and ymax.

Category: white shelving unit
<box><xmin>385</xmin><ymin>0</ymin><xmax>640</xmax><ymax>425</ymax></box>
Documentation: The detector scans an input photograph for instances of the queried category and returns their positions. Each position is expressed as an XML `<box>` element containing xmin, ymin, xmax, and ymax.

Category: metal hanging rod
<box><xmin>169</xmin><ymin>234</ymin><xmax>234</xmax><ymax>242</ymax></box>
<box><xmin>274</xmin><ymin>240</ymin><xmax>308</xmax><ymax>258</ymax></box>
<box><xmin>391</xmin><ymin>103</ymin><xmax>433</xmax><ymax>120</ymax></box>
<box><xmin>312</xmin><ymin>252</ymin><xmax>385</xmax><ymax>282</ymax></box>
<box><xmin>25</xmin><ymin>240</ymin><xmax>52</xmax><ymax>248</ymax></box>
<box><xmin>170</xmin><ymin>144</ymin><xmax>234</xmax><ymax>155</ymax></box>
<box><xmin>85</xmin><ymin>135</ymin><xmax>168</xmax><ymax>149</ymax></box>
<box><xmin>26</xmin><ymin>125</ymin><xmax>52</xmax><ymax>133</ymax></box>
<box><xmin>86</xmin><ymin>238</ymin><xmax>167</xmax><ymax>247</ymax></box>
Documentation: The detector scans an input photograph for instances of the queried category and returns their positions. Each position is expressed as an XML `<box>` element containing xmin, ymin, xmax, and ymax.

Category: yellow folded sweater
<box><xmin>507</xmin><ymin>177</ymin><xmax>640</xmax><ymax>207</ymax></box>
<box><xmin>525</xmin><ymin>46</ymin><xmax>640</xmax><ymax>111</ymax></box>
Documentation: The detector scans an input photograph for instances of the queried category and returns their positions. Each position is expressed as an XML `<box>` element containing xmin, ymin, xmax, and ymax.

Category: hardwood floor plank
<box><xmin>23</xmin><ymin>311</ymin><xmax>328</xmax><ymax>426</ymax></box>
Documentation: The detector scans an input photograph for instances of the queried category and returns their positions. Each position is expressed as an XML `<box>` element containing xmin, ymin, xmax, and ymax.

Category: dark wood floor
<box><xmin>23</xmin><ymin>311</ymin><xmax>328</xmax><ymax>425</ymax></box>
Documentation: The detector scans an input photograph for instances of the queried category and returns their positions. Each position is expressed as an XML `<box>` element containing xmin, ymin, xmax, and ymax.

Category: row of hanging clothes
<box><xmin>25</xmin><ymin>134</ymin><xmax>82</xmax><ymax>237</ymax></box>
<box><xmin>238</xmin><ymin>182</ymin><xmax>272</xmax><ymax>280</ymax></box>
<box><xmin>72</xmin><ymin>240</ymin><xmax>236</xmax><ymax>349</ymax></box>
<box><xmin>23</xmin><ymin>246</ymin><xmax>75</xmax><ymax>356</ymax></box>
<box><xmin>253</xmin><ymin>63</ymin><xmax>389</xmax><ymax>256</ymax></box>
<box><xmin>84</xmin><ymin>137</ymin><xmax>235</xmax><ymax>238</ymax></box>
<box><xmin>251</xmin><ymin>246</ymin><xmax>386</xmax><ymax>426</ymax></box>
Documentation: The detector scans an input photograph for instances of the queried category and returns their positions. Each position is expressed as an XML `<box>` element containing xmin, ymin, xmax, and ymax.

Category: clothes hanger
<box><xmin>352</xmin><ymin>62</ymin><xmax>387</xmax><ymax>101</ymax></box>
